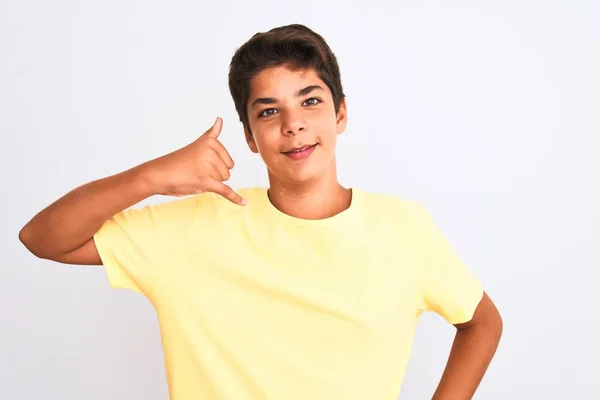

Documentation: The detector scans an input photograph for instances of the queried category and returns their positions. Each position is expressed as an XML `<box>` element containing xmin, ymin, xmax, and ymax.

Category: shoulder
<box><xmin>191</xmin><ymin>186</ymin><xmax>266</xmax><ymax>217</ymax></box>
<box><xmin>110</xmin><ymin>194</ymin><xmax>201</xmax><ymax>224</ymax></box>
<box><xmin>355</xmin><ymin>188</ymin><xmax>420</xmax><ymax>218</ymax></box>
<box><xmin>349</xmin><ymin>188</ymin><xmax>426</xmax><ymax>236</ymax></box>
<box><xmin>119</xmin><ymin>188</ymin><xmax>251</xmax><ymax>224</ymax></box>
<box><xmin>356</xmin><ymin>189</ymin><xmax>441</xmax><ymax>234</ymax></box>
<box><xmin>155</xmin><ymin>187</ymin><xmax>265</xmax><ymax>211</ymax></box>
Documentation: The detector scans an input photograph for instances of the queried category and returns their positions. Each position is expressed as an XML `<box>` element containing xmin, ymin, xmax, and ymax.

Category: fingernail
<box><xmin>241</xmin><ymin>198</ymin><xmax>247</xmax><ymax>206</ymax></box>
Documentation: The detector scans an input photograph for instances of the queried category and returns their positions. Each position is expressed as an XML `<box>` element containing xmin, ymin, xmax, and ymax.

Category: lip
<box><xmin>283</xmin><ymin>144</ymin><xmax>317</xmax><ymax>160</ymax></box>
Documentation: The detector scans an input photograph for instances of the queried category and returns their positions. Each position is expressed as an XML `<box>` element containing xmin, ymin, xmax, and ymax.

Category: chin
<box><xmin>278</xmin><ymin>166</ymin><xmax>329</xmax><ymax>186</ymax></box>
<box><xmin>267</xmin><ymin>152</ymin><xmax>334</xmax><ymax>185</ymax></box>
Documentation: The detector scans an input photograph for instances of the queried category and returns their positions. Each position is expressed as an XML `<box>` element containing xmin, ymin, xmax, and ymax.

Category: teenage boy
<box><xmin>20</xmin><ymin>24</ymin><xmax>502</xmax><ymax>400</ymax></box>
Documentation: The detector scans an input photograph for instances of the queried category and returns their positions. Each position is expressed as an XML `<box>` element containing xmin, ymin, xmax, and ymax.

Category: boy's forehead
<box><xmin>249</xmin><ymin>66</ymin><xmax>328</xmax><ymax>98</ymax></box>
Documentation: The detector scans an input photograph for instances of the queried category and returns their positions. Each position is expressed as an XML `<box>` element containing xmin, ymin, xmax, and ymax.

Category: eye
<box><xmin>258</xmin><ymin>108</ymin><xmax>278</xmax><ymax>118</ymax></box>
<box><xmin>302</xmin><ymin>97</ymin><xmax>321</xmax><ymax>107</ymax></box>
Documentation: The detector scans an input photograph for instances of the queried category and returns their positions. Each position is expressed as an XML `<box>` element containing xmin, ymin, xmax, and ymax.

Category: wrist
<box><xmin>132</xmin><ymin>161</ymin><xmax>164</xmax><ymax>197</ymax></box>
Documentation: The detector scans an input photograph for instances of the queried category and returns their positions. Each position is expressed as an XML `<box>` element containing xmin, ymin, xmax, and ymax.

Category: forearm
<box><xmin>432</xmin><ymin>320</ymin><xmax>502</xmax><ymax>400</ymax></box>
<box><xmin>19</xmin><ymin>162</ymin><xmax>156</xmax><ymax>258</ymax></box>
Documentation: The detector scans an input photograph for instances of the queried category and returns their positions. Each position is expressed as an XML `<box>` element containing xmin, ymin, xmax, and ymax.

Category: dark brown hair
<box><xmin>228</xmin><ymin>24</ymin><xmax>345</xmax><ymax>134</ymax></box>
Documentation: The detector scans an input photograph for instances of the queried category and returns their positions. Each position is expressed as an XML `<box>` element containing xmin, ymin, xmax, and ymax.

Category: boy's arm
<box><xmin>19</xmin><ymin>118</ymin><xmax>243</xmax><ymax>265</ymax></box>
<box><xmin>431</xmin><ymin>291</ymin><xmax>503</xmax><ymax>400</ymax></box>
<box><xmin>19</xmin><ymin>165</ymin><xmax>156</xmax><ymax>264</ymax></box>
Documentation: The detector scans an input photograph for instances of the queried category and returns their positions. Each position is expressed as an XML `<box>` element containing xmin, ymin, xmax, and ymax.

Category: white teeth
<box><xmin>286</xmin><ymin>144</ymin><xmax>314</xmax><ymax>153</ymax></box>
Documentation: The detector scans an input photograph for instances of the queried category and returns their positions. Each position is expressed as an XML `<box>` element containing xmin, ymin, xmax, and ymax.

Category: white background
<box><xmin>2</xmin><ymin>0</ymin><xmax>599</xmax><ymax>398</ymax></box>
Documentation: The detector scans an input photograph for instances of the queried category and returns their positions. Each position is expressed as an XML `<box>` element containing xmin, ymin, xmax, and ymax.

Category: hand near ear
<box><xmin>147</xmin><ymin>117</ymin><xmax>246</xmax><ymax>205</ymax></box>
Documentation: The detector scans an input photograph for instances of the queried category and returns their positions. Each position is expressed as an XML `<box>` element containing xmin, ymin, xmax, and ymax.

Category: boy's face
<box><xmin>244</xmin><ymin>65</ymin><xmax>347</xmax><ymax>185</ymax></box>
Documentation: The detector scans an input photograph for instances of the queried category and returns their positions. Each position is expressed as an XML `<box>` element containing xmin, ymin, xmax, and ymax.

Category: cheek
<box><xmin>313</xmin><ymin>108</ymin><xmax>338</xmax><ymax>131</ymax></box>
<box><xmin>316</xmin><ymin>117</ymin><xmax>339</xmax><ymax>143</ymax></box>
<box><xmin>252</xmin><ymin>128</ymin><xmax>280</xmax><ymax>154</ymax></box>
<box><xmin>320</xmin><ymin>135</ymin><xmax>338</xmax><ymax>153</ymax></box>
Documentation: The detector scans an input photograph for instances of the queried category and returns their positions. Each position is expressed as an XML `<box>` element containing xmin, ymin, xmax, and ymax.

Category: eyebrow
<box><xmin>250</xmin><ymin>85</ymin><xmax>324</xmax><ymax>108</ymax></box>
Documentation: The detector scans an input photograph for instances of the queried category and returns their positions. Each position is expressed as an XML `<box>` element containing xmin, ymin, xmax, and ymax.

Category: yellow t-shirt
<box><xmin>93</xmin><ymin>187</ymin><xmax>483</xmax><ymax>400</ymax></box>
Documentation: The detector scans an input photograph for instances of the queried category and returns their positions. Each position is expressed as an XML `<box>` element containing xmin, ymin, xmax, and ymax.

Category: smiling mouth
<box><xmin>283</xmin><ymin>144</ymin><xmax>317</xmax><ymax>154</ymax></box>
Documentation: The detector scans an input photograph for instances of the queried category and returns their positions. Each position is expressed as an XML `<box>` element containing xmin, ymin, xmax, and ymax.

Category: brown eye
<box><xmin>258</xmin><ymin>108</ymin><xmax>278</xmax><ymax>118</ymax></box>
<box><xmin>302</xmin><ymin>98</ymin><xmax>321</xmax><ymax>107</ymax></box>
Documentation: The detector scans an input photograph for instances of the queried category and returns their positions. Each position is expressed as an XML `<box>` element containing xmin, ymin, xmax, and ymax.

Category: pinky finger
<box><xmin>205</xmin><ymin>179</ymin><xmax>247</xmax><ymax>206</ymax></box>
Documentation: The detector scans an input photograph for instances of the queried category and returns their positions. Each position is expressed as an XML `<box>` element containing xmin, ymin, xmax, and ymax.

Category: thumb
<box><xmin>203</xmin><ymin>117</ymin><xmax>223</xmax><ymax>139</ymax></box>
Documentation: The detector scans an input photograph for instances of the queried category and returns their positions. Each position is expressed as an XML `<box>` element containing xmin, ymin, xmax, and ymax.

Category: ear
<box><xmin>244</xmin><ymin>126</ymin><xmax>259</xmax><ymax>153</ymax></box>
<box><xmin>336</xmin><ymin>98</ymin><xmax>348</xmax><ymax>135</ymax></box>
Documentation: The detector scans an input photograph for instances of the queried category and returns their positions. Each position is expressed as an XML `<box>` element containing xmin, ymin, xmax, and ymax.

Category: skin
<box><xmin>244</xmin><ymin>65</ymin><xmax>352</xmax><ymax>220</ymax></box>
<box><xmin>18</xmin><ymin>118</ymin><xmax>243</xmax><ymax>265</ymax></box>
<box><xmin>435</xmin><ymin>292</ymin><xmax>503</xmax><ymax>399</ymax></box>
<box><xmin>20</xmin><ymin>63</ymin><xmax>502</xmax><ymax>399</ymax></box>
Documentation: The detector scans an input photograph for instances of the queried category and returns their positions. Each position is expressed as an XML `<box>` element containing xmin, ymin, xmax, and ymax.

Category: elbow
<box><xmin>482</xmin><ymin>307</ymin><xmax>503</xmax><ymax>346</ymax></box>
<box><xmin>495</xmin><ymin>311</ymin><xmax>504</xmax><ymax>342</ymax></box>
<box><xmin>483</xmin><ymin>303</ymin><xmax>504</xmax><ymax>342</ymax></box>
<box><xmin>18</xmin><ymin>224</ymin><xmax>32</xmax><ymax>249</ymax></box>
<box><xmin>19</xmin><ymin>224</ymin><xmax>47</xmax><ymax>259</ymax></box>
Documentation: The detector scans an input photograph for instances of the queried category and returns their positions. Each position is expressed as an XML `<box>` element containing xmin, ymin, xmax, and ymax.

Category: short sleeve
<box><xmin>93</xmin><ymin>195</ymin><xmax>200</xmax><ymax>296</ymax></box>
<box><xmin>412</xmin><ymin>202</ymin><xmax>484</xmax><ymax>325</ymax></box>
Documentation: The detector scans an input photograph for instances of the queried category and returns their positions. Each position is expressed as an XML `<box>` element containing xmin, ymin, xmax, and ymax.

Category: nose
<box><xmin>280</xmin><ymin>109</ymin><xmax>307</xmax><ymax>136</ymax></box>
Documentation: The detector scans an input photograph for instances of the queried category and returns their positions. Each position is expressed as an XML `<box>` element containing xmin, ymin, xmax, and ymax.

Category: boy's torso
<box><xmin>148</xmin><ymin>187</ymin><xmax>424</xmax><ymax>399</ymax></box>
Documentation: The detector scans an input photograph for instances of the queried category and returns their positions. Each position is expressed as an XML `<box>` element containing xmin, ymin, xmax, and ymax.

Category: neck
<box><xmin>266</xmin><ymin>161</ymin><xmax>352</xmax><ymax>220</ymax></box>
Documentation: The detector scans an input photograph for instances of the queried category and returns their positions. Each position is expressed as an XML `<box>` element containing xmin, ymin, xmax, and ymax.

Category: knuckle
<box><xmin>204</xmin><ymin>150</ymin><xmax>218</xmax><ymax>163</ymax></box>
<box><xmin>199</xmin><ymin>147</ymin><xmax>211</xmax><ymax>159</ymax></box>
<box><xmin>199</xmin><ymin>162</ymin><xmax>212</xmax><ymax>175</ymax></box>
